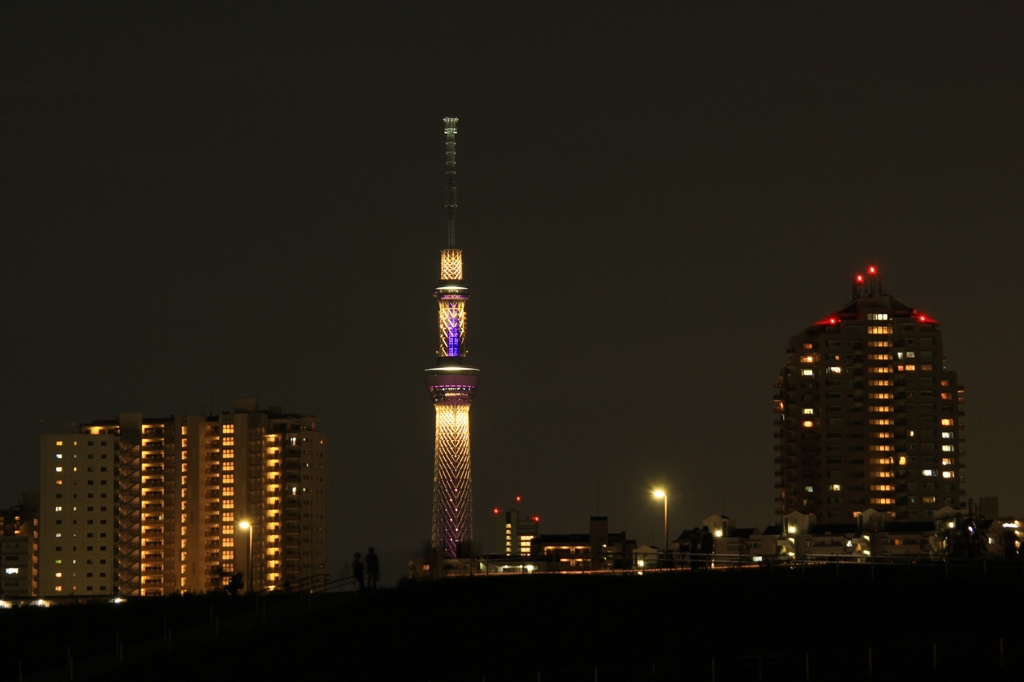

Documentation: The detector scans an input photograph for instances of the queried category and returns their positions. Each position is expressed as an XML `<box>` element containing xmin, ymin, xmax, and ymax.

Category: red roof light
<box><xmin>532</xmin><ymin>516</ymin><xmax>539</xmax><ymax>522</ymax></box>
<box><xmin>855</xmin><ymin>274</ymin><xmax>864</xmax><ymax>283</ymax></box>
<box><xmin>868</xmin><ymin>265</ymin><xmax>877</xmax><ymax>275</ymax></box>
<box><xmin>493</xmin><ymin>508</ymin><xmax>500</xmax><ymax>515</ymax></box>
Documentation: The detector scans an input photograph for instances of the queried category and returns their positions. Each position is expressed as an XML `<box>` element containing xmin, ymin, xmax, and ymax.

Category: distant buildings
<box><xmin>38</xmin><ymin>400</ymin><xmax>327</xmax><ymax>597</ymax></box>
<box><xmin>527</xmin><ymin>516</ymin><xmax>637</xmax><ymax>572</ymax></box>
<box><xmin>493</xmin><ymin>499</ymin><xmax>539</xmax><ymax>557</ymax></box>
<box><xmin>774</xmin><ymin>266</ymin><xmax>966</xmax><ymax>523</ymax></box>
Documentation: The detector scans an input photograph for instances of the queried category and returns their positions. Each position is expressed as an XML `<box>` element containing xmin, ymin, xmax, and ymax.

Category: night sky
<box><xmin>3</xmin><ymin>3</ymin><xmax>1023</xmax><ymax>582</ymax></box>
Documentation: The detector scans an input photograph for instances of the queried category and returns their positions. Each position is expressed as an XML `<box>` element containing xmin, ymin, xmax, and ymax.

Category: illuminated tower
<box><xmin>425</xmin><ymin>117</ymin><xmax>479</xmax><ymax>558</ymax></box>
<box><xmin>774</xmin><ymin>266</ymin><xmax>966</xmax><ymax>523</ymax></box>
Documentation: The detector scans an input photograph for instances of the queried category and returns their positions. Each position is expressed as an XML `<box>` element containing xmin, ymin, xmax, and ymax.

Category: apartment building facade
<box><xmin>774</xmin><ymin>267</ymin><xmax>966</xmax><ymax>522</ymax></box>
<box><xmin>39</xmin><ymin>400</ymin><xmax>328</xmax><ymax>597</ymax></box>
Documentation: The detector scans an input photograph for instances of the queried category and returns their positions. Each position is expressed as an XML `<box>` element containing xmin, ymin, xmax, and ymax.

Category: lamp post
<box><xmin>653</xmin><ymin>489</ymin><xmax>668</xmax><ymax>567</ymax></box>
<box><xmin>238</xmin><ymin>521</ymin><xmax>253</xmax><ymax>593</ymax></box>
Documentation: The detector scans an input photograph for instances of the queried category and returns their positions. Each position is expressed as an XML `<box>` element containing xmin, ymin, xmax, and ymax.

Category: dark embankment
<box><xmin>5</xmin><ymin>562</ymin><xmax>1024</xmax><ymax>681</ymax></box>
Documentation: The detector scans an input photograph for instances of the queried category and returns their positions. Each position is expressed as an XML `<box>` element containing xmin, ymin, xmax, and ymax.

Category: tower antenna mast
<box><xmin>444</xmin><ymin>117</ymin><xmax>458</xmax><ymax>248</ymax></box>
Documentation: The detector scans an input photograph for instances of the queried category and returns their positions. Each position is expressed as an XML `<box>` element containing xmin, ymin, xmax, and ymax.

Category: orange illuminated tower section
<box><xmin>426</xmin><ymin>117</ymin><xmax>479</xmax><ymax>558</ymax></box>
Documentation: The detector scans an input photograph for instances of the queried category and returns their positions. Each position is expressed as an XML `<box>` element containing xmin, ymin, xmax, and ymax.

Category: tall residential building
<box><xmin>774</xmin><ymin>267</ymin><xmax>966</xmax><ymax>523</ymax></box>
<box><xmin>1</xmin><ymin>492</ymin><xmax>40</xmax><ymax>598</ymax></box>
<box><xmin>38</xmin><ymin>400</ymin><xmax>328</xmax><ymax>597</ymax></box>
<box><xmin>426</xmin><ymin>117</ymin><xmax>480</xmax><ymax>558</ymax></box>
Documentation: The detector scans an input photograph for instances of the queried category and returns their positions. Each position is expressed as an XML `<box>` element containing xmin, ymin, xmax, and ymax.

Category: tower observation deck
<box><xmin>425</xmin><ymin>117</ymin><xmax>479</xmax><ymax>558</ymax></box>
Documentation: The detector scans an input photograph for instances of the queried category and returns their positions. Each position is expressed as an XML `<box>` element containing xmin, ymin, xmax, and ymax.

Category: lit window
<box><xmin>55</xmin><ymin>506</ymin><xmax>62</xmax><ymax>512</ymax></box>
<box><xmin>55</xmin><ymin>466</ymin><xmax>63</xmax><ymax>472</ymax></box>
<box><xmin>942</xmin><ymin>445</ymin><xmax>954</xmax><ymax>452</ymax></box>
<box><xmin>802</xmin><ymin>369</ymin><xmax>814</xmax><ymax>376</ymax></box>
<box><xmin>826</xmin><ymin>366</ymin><xmax>841</xmax><ymax>374</ymax></box>
<box><xmin>941</xmin><ymin>418</ymin><xmax>953</xmax><ymax>427</ymax></box>
<box><xmin>923</xmin><ymin>470</ymin><xmax>937</xmax><ymax>477</ymax></box>
<box><xmin>802</xmin><ymin>421</ymin><xmax>814</xmax><ymax>428</ymax></box>
<box><xmin>829</xmin><ymin>484</ymin><xmax>841</xmax><ymax>491</ymax></box>
<box><xmin>942</xmin><ymin>471</ymin><xmax>954</xmax><ymax>479</ymax></box>
<box><xmin>802</xmin><ymin>408</ymin><xmax>814</xmax><ymax>415</ymax></box>
<box><xmin>800</xmin><ymin>355</ymin><xmax>816</xmax><ymax>364</ymax></box>
<box><xmin>941</xmin><ymin>458</ymin><xmax>953</xmax><ymax>466</ymax></box>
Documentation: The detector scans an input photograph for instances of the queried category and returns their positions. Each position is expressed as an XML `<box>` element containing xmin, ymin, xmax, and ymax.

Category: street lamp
<box><xmin>238</xmin><ymin>520</ymin><xmax>253</xmax><ymax>593</ymax></box>
<box><xmin>652</xmin><ymin>489</ymin><xmax>668</xmax><ymax>567</ymax></box>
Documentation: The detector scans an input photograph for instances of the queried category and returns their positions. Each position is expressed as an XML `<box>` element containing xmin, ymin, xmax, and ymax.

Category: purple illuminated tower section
<box><xmin>425</xmin><ymin>117</ymin><xmax>479</xmax><ymax>558</ymax></box>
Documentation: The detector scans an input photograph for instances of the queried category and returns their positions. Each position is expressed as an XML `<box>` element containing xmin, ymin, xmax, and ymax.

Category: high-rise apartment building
<box><xmin>1</xmin><ymin>493</ymin><xmax>40</xmax><ymax>598</ymax></box>
<box><xmin>39</xmin><ymin>400</ymin><xmax>328</xmax><ymax>597</ymax></box>
<box><xmin>774</xmin><ymin>267</ymin><xmax>966</xmax><ymax>522</ymax></box>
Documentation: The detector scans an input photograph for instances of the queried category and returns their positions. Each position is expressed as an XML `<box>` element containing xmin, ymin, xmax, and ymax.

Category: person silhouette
<box><xmin>366</xmin><ymin>547</ymin><xmax>380</xmax><ymax>589</ymax></box>
<box><xmin>352</xmin><ymin>551</ymin><xmax>365</xmax><ymax>590</ymax></box>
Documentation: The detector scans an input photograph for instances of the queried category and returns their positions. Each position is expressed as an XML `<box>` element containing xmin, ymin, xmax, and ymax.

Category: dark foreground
<box><xmin>3</xmin><ymin>561</ymin><xmax>1024</xmax><ymax>681</ymax></box>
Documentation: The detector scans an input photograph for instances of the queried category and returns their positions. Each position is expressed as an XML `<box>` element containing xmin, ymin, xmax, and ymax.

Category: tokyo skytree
<box><xmin>425</xmin><ymin>117</ymin><xmax>479</xmax><ymax>558</ymax></box>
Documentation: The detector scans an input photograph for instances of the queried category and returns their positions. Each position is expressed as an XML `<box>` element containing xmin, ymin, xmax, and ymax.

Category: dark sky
<box><xmin>3</xmin><ymin>3</ymin><xmax>1023</xmax><ymax>581</ymax></box>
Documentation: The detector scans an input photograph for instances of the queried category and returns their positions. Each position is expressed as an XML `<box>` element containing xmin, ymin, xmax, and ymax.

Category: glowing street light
<box><xmin>238</xmin><ymin>520</ymin><xmax>253</xmax><ymax>593</ymax></box>
<box><xmin>653</xmin><ymin>489</ymin><xmax>668</xmax><ymax>566</ymax></box>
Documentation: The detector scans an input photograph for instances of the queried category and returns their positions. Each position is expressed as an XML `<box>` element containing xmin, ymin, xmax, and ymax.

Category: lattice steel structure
<box><xmin>426</xmin><ymin>117</ymin><xmax>480</xmax><ymax>558</ymax></box>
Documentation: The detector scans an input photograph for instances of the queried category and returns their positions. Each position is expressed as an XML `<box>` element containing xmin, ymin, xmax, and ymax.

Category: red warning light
<box><xmin>868</xmin><ymin>265</ymin><xmax>877</xmax><ymax>275</ymax></box>
<box><xmin>855</xmin><ymin>274</ymin><xmax>864</xmax><ymax>283</ymax></box>
<box><xmin>829</xmin><ymin>317</ymin><xmax>838</xmax><ymax>325</ymax></box>
<box><xmin>532</xmin><ymin>516</ymin><xmax>539</xmax><ymax>522</ymax></box>
<box><xmin>515</xmin><ymin>496</ymin><xmax>521</xmax><ymax>503</ymax></box>
<box><xmin>493</xmin><ymin>508</ymin><xmax>500</xmax><ymax>515</ymax></box>
<box><xmin>919</xmin><ymin>315</ymin><xmax>926</xmax><ymax>322</ymax></box>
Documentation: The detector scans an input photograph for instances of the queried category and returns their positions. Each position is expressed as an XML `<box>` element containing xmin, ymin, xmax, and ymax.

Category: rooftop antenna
<box><xmin>443</xmin><ymin>117</ymin><xmax>458</xmax><ymax>248</ymax></box>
